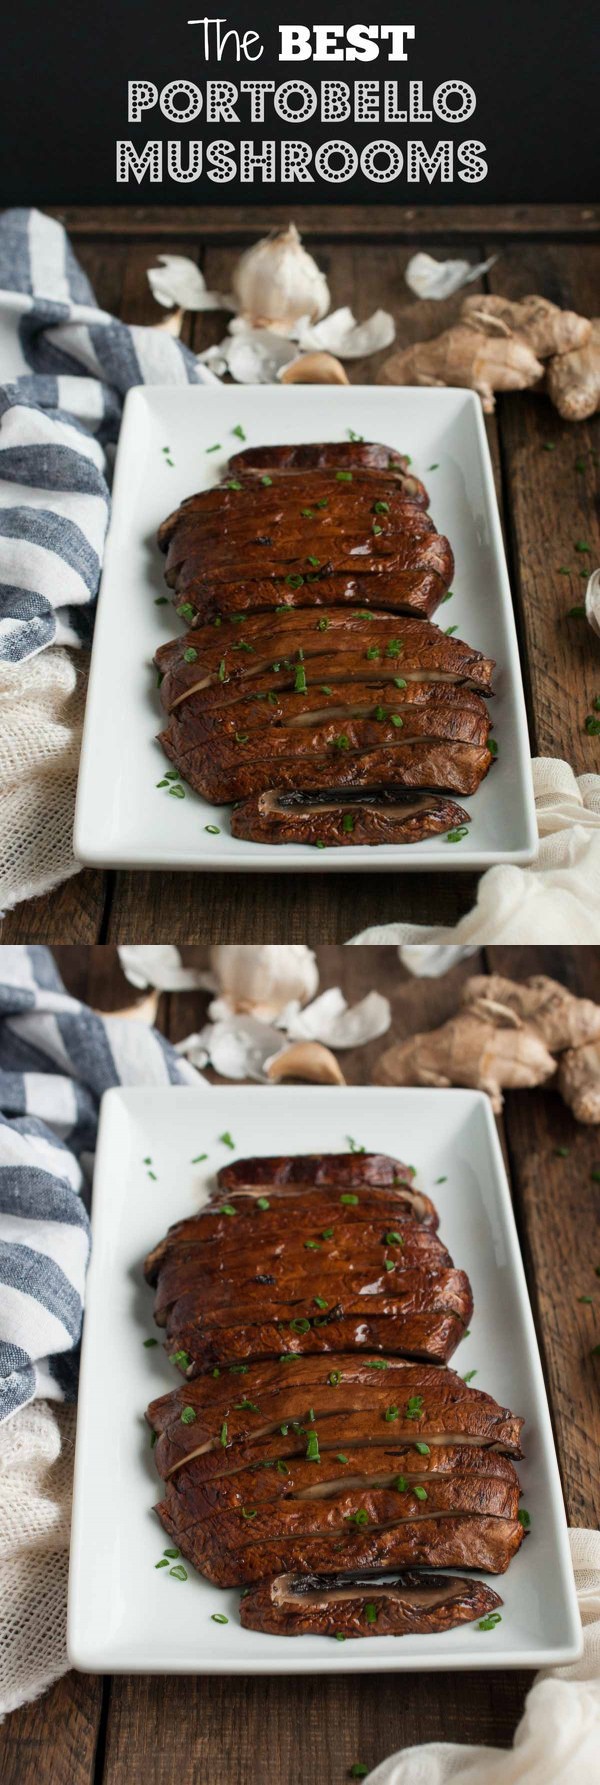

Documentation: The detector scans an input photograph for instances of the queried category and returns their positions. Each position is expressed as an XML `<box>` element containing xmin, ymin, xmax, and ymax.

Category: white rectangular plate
<box><xmin>68</xmin><ymin>1086</ymin><xmax>580</xmax><ymax>1675</ymax></box>
<box><xmin>73</xmin><ymin>385</ymin><xmax>537</xmax><ymax>872</ymax></box>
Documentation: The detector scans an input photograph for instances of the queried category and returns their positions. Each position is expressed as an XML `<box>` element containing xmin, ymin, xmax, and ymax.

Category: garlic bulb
<box><xmin>232</xmin><ymin>224</ymin><xmax>330</xmax><ymax>329</ymax></box>
<box><xmin>208</xmin><ymin>946</ymin><xmax>319</xmax><ymax>1021</ymax></box>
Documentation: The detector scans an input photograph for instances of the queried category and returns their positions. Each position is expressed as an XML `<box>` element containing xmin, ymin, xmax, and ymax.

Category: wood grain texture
<box><xmin>47</xmin><ymin>204</ymin><xmax>600</xmax><ymax>239</ymax></box>
<box><xmin>1</xmin><ymin>943</ymin><xmax>596</xmax><ymax>1784</ymax></box>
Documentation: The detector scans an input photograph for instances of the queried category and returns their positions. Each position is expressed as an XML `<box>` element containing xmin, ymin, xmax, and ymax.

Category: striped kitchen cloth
<box><xmin>0</xmin><ymin>945</ymin><xmax>202</xmax><ymax>1423</ymax></box>
<box><xmin>0</xmin><ymin>207</ymin><xmax>217</xmax><ymax>663</ymax></box>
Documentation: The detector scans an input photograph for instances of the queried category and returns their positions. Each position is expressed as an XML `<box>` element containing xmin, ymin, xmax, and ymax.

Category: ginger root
<box><xmin>546</xmin><ymin>318</ymin><xmax>600</xmax><ymax>421</ymax></box>
<box><xmin>461</xmin><ymin>294</ymin><xmax>591</xmax><ymax>360</ymax></box>
<box><xmin>461</xmin><ymin>973</ymin><xmax>600</xmax><ymax>1054</ymax></box>
<box><xmin>373</xmin><ymin>1006</ymin><xmax>556</xmax><ymax>1113</ymax></box>
<box><xmin>558</xmin><ymin>1040</ymin><xmax>600</xmax><ymax>1123</ymax></box>
<box><xmin>377</xmin><ymin>323</ymin><xmax>543</xmax><ymax>414</ymax></box>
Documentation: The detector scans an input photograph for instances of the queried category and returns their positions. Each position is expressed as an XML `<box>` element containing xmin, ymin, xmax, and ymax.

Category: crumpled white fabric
<box><xmin>0</xmin><ymin>647</ymin><xmax>88</xmax><ymax>910</ymax></box>
<box><xmin>365</xmin><ymin>1529</ymin><xmax>599</xmax><ymax>1785</ymax></box>
<box><xmin>351</xmin><ymin>761</ymin><xmax>600</xmax><ymax>945</ymax></box>
<box><xmin>0</xmin><ymin>1400</ymin><xmax>76</xmax><ymax>1717</ymax></box>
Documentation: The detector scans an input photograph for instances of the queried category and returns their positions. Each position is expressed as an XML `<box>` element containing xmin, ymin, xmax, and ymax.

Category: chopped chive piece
<box><xmin>350</xmin><ymin>1767</ymin><xmax>368</xmax><ymax>1780</ymax></box>
<box><xmin>229</xmin><ymin>1363</ymin><xmax>248</xmax><ymax>1373</ymax></box>
<box><xmin>219</xmin><ymin>1204</ymin><xmax>236</xmax><ymax>1217</ymax></box>
<box><xmin>226</xmin><ymin>479</ymin><xmax>242</xmax><ymax>491</ymax></box>
<box><xmin>154</xmin><ymin>596</ymin><xmax>168</xmax><ymax>606</ymax></box>
<box><xmin>205</xmin><ymin>824</ymin><xmax>220</xmax><ymax>834</ymax></box>
<box><xmin>346</xmin><ymin>1507</ymin><xmax>369</xmax><ymax>1527</ymax></box>
<box><xmin>334</xmin><ymin>1632</ymin><xmax>346</xmax><ymax>1641</ymax></box>
<box><xmin>212</xmin><ymin>1368</ymin><xmax>220</xmax><ymax>1378</ymax></box>
<box><xmin>554</xmin><ymin>1147</ymin><xmax>570</xmax><ymax>1157</ymax></box>
<box><xmin>206</xmin><ymin>443</ymin><xmax>221</xmax><ymax>452</ymax></box>
<box><xmin>211</xmin><ymin>1612</ymin><xmax>229</xmax><ymax>1623</ymax></box>
<box><xmin>336</xmin><ymin>470</ymin><xmax>353</xmax><ymax>481</ymax></box>
<box><xmin>385</xmin><ymin>1231</ymin><xmax>404</xmax><ymax>1246</ymax></box>
<box><xmin>314</xmin><ymin>1295</ymin><xmax>328</xmax><ymax>1310</ymax></box>
<box><xmin>478</xmin><ymin>1612</ymin><xmax>502</xmax><ymax>1630</ymax></box>
<box><xmin>542</xmin><ymin>442</ymin><xmax>556</xmax><ymax>451</ymax></box>
<box><xmin>384</xmin><ymin>1259</ymin><xmax>394</xmax><ymax>1272</ymax></box>
<box><xmin>321</xmin><ymin>1228</ymin><xmax>334</xmax><ymax>1240</ymax></box>
<box><xmin>406</xmin><ymin>1394</ymin><xmax>424</xmax><ymax>1418</ymax></box>
<box><xmin>304</xmin><ymin>1239</ymin><xmax>320</xmax><ymax>1250</ymax></box>
<box><xmin>384</xmin><ymin>1404</ymin><xmax>399</xmax><ymax>1422</ymax></box>
<box><xmin>385</xmin><ymin>639</ymin><xmax>403</xmax><ymax>657</ymax></box>
<box><xmin>435</xmin><ymin>1176</ymin><xmax>447</xmax><ymax>1184</ymax></box>
<box><xmin>393</xmin><ymin>677</ymin><xmax>407</xmax><ymax>688</ymax></box>
<box><xmin>317</xmin><ymin>617</ymin><xmax>330</xmax><ymax>632</ymax></box>
<box><xmin>463</xmin><ymin>1370</ymin><xmax>478</xmax><ymax>1383</ymax></box>
<box><xmin>169</xmin><ymin>1565</ymin><xmax>188</xmax><ymax>1580</ymax></box>
<box><xmin>183</xmin><ymin>646</ymin><xmax>197</xmax><ymax>663</ymax></box>
<box><xmin>234</xmin><ymin>1399</ymin><xmax>260</xmax><ymax>1413</ymax></box>
<box><xmin>232</xmin><ymin>423</ymin><xmax>246</xmax><ymax>440</ymax></box>
<box><xmin>180</xmin><ymin>1406</ymin><xmax>197</xmax><ymax>1425</ymax></box>
<box><xmin>518</xmin><ymin>1509</ymin><xmax>531</xmax><ymax>1528</ymax></box>
<box><xmin>261</xmin><ymin>474</ymin><xmax>272</xmax><ymax>486</ymax></box>
<box><xmin>415</xmin><ymin>1441</ymin><xmax>431</xmax><ymax>1456</ymax></box>
<box><xmin>169</xmin><ymin>785</ymin><xmax>185</xmax><ymax>800</ymax></box>
<box><xmin>428</xmin><ymin>463</ymin><xmax>439</xmax><ymax>470</ymax></box>
<box><xmin>372</xmin><ymin>522</ymin><xmax>383</xmax><ymax>536</ymax></box>
<box><xmin>340</xmin><ymin>1193</ymin><xmax>359</xmax><ymax>1205</ymax></box>
<box><xmin>585</xmin><ymin>715</ymin><xmax>600</xmax><ymax>735</ymax></box>
<box><xmin>333</xmin><ymin>732</ymin><xmax>349</xmax><ymax>750</ymax></box>
<box><xmin>294</xmin><ymin>664</ymin><xmax>307</xmax><ymax>694</ymax></box>
<box><xmin>289</xmin><ymin>1317</ymin><xmax>311</xmax><ymax>1334</ymax></box>
<box><xmin>276</xmin><ymin>1460</ymin><xmax>289</xmax><ymax>1475</ymax></box>
<box><xmin>578</xmin><ymin>1295</ymin><xmax>593</xmax><ymax>1303</ymax></box>
<box><xmin>342</xmin><ymin>813</ymin><xmax>354</xmax><ymax>833</ymax></box>
<box><xmin>220</xmin><ymin>1422</ymin><xmax>228</xmax><ymax>1446</ymax></box>
<box><xmin>441</xmin><ymin>589</ymin><xmax>454</xmax><ymax>602</ymax></box>
<box><xmin>256</xmin><ymin>1196</ymin><xmax>270</xmax><ymax>1211</ymax></box>
<box><xmin>374</xmin><ymin>501</ymin><xmax>389</xmax><ymax>514</ymax></box>
<box><xmin>192</xmin><ymin>1153</ymin><xmax>208</xmax><ymax>1163</ymax></box>
<box><xmin>177</xmin><ymin>603</ymin><xmax>195</xmax><ymax>622</ymax></box>
<box><xmin>336</xmin><ymin>1454</ymin><xmax>349</xmax><ymax>1463</ymax></box>
<box><xmin>365</xmin><ymin>1602</ymin><xmax>378</xmax><ymax>1624</ymax></box>
<box><xmin>220</xmin><ymin>1132</ymin><xmax>235</xmax><ymax>1150</ymax></box>
<box><xmin>306</xmin><ymin>1430</ymin><xmax>320</xmax><ymax>1462</ymax></box>
<box><xmin>170</xmin><ymin>1350</ymin><xmax>191</xmax><ymax>1371</ymax></box>
<box><xmin>575</xmin><ymin>540</ymin><xmax>591</xmax><ymax>553</ymax></box>
<box><xmin>488</xmin><ymin>737</ymin><xmax>498</xmax><ymax>756</ymax></box>
<box><xmin>286</xmin><ymin>573</ymin><xmax>304</xmax><ymax>589</ymax></box>
<box><xmin>143</xmin><ymin>1337</ymin><xmax>158</xmax><ymax>1347</ymax></box>
<box><xmin>446</xmin><ymin>826</ymin><xmax>469</xmax><ymax>843</ymax></box>
<box><xmin>241</xmin><ymin>1508</ymin><xmax>258</xmax><ymax>1520</ymax></box>
<box><xmin>445</xmin><ymin>624</ymin><xmax>458</xmax><ymax>635</ymax></box>
<box><xmin>390</xmin><ymin>713</ymin><xmax>404</xmax><ymax>729</ymax></box>
<box><xmin>218</xmin><ymin>658</ymin><xmax>227</xmax><ymax>682</ymax></box>
<box><xmin>394</xmin><ymin>1475</ymin><xmax>408</xmax><ymax>1492</ymax></box>
<box><xmin>365</xmin><ymin>1358</ymin><xmax>388</xmax><ymax>1370</ymax></box>
<box><xmin>155</xmin><ymin>1558</ymin><xmax>169</xmax><ymax>1568</ymax></box>
<box><xmin>568</xmin><ymin>604</ymin><xmax>586</xmax><ymax>617</ymax></box>
<box><xmin>348</xmin><ymin>429</ymin><xmax>364</xmax><ymax>442</ymax></box>
<box><xmin>366</xmin><ymin>645</ymin><xmax>380</xmax><ymax>660</ymax></box>
<box><xmin>307</xmin><ymin>555</ymin><xmax>321</xmax><ymax>568</ymax></box>
<box><xmin>328</xmin><ymin>1370</ymin><xmax>342</xmax><ymax>1386</ymax></box>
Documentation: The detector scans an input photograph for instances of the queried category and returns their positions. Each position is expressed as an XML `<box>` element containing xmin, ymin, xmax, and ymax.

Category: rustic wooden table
<box><xmin>1</xmin><ymin>203</ymin><xmax>598</xmax><ymax>945</ymax></box>
<box><xmin>1</xmin><ymin>942</ymin><xmax>598</xmax><ymax>1784</ymax></box>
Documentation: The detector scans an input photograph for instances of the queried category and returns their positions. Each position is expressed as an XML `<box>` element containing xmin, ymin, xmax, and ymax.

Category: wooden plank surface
<box><xmin>49</xmin><ymin>204</ymin><xmax>600</xmax><ymax>240</ymax></box>
<box><xmin>1</xmin><ymin>208</ymin><xmax>598</xmax><ymax>943</ymax></box>
<box><xmin>3</xmin><ymin>943</ymin><xmax>598</xmax><ymax>1783</ymax></box>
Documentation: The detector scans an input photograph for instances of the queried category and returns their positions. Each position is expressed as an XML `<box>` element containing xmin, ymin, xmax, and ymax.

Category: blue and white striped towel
<box><xmin>0</xmin><ymin>207</ymin><xmax>216</xmax><ymax>663</ymax></box>
<box><xmin>0</xmin><ymin>945</ymin><xmax>201</xmax><ymax>1423</ymax></box>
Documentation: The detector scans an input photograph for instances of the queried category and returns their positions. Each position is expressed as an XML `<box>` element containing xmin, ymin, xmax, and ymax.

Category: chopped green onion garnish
<box><xmin>220</xmin><ymin>1422</ymin><xmax>228</xmax><ymax>1446</ymax></box>
<box><xmin>478</xmin><ymin>1613</ymin><xmax>502</xmax><ymax>1630</ymax></box>
<box><xmin>211</xmin><ymin>1612</ymin><xmax>229</xmax><ymax>1623</ymax></box>
<box><xmin>340</xmin><ymin>1193</ymin><xmax>359</xmax><ymax>1205</ymax></box>
<box><xmin>463</xmin><ymin>1370</ymin><xmax>477</xmax><ymax>1383</ymax></box>
<box><xmin>518</xmin><ymin>1509</ymin><xmax>531</xmax><ymax>1528</ymax></box>
<box><xmin>169</xmin><ymin>1565</ymin><xmax>188</xmax><ymax>1581</ymax></box>
<box><xmin>180</xmin><ymin>1406</ymin><xmax>197</xmax><ymax>1425</ymax></box>
<box><xmin>306</xmin><ymin>1430</ymin><xmax>320</xmax><ymax>1462</ymax></box>
<box><xmin>143</xmin><ymin>1337</ymin><xmax>158</xmax><ymax>1347</ymax></box>
<box><xmin>220</xmin><ymin>1132</ymin><xmax>235</xmax><ymax>1149</ymax></box>
<box><xmin>415</xmin><ymin>1442</ymin><xmax>431</xmax><ymax>1455</ymax></box>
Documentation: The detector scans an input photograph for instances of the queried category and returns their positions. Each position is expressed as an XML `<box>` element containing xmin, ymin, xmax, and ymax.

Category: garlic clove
<box><xmin>232</xmin><ymin>224</ymin><xmax>330</xmax><ymax>329</ymax></box>
<box><xmin>295</xmin><ymin>305</ymin><xmax>395</xmax><ymax>359</ymax></box>
<box><xmin>208</xmin><ymin>945</ymin><xmax>319</xmax><ymax>1021</ymax></box>
<box><xmin>265</xmin><ymin>1042</ymin><xmax>346</xmax><ymax>1085</ymax></box>
<box><xmin>280</xmin><ymin>352</ymin><xmax>350</xmax><ymax>385</ymax></box>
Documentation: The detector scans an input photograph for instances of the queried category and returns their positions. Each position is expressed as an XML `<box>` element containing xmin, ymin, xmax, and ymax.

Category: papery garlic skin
<box><xmin>585</xmin><ymin>568</ymin><xmax>600</xmax><ymax>640</ymax></box>
<box><xmin>232</xmin><ymin>224</ymin><xmax>330</xmax><ymax>328</ymax></box>
<box><xmin>208</xmin><ymin>945</ymin><xmax>319</xmax><ymax>1021</ymax></box>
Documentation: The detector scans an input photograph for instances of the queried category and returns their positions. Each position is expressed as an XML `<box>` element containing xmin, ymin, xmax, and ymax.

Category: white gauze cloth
<box><xmin>0</xmin><ymin>647</ymin><xmax>88</xmax><ymax>908</ymax></box>
<box><xmin>351</xmin><ymin>761</ymin><xmax>600</xmax><ymax>945</ymax></box>
<box><xmin>365</xmin><ymin>1530</ymin><xmax>599</xmax><ymax>1785</ymax></box>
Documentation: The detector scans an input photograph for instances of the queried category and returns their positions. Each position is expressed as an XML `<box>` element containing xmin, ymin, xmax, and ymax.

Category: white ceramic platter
<box><xmin>67</xmin><ymin>1086</ymin><xmax>580</xmax><ymax>1674</ymax></box>
<box><xmin>73</xmin><ymin>386</ymin><xmax>537</xmax><ymax>871</ymax></box>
